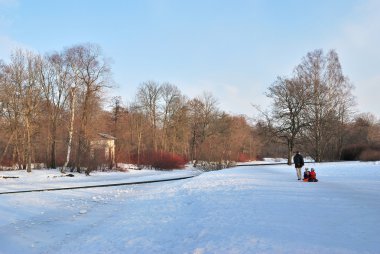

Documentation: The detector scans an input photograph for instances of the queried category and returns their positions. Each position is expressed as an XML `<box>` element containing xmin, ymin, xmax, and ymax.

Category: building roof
<box><xmin>98</xmin><ymin>133</ymin><xmax>117</xmax><ymax>140</ymax></box>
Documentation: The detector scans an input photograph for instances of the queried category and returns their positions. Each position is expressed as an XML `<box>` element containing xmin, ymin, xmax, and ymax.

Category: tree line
<box><xmin>0</xmin><ymin>44</ymin><xmax>259</xmax><ymax>172</ymax></box>
<box><xmin>1</xmin><ymin>45</ymin><xmax>379</xmax><ymax>172</ymax></box>
<box><xmin>258</xmin><ymin>49</ymin><xmax>380</xmax><ymax>164</ymax></box>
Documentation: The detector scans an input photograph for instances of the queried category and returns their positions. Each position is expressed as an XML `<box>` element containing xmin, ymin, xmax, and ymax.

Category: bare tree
<box><xmin>187</xmin><ymin>92</ymin><xmax>218</xmax><ymax>162</ymax></box>
<box><xmin>109</xmin><ymin>96</ymin><xmax>129</xmax><ymax>167</ymax></box>
<box><xmin>296</xmin><ymin>49</ymin><xmax>354</xmax><ymax>161</ymax></box>
<box><xmin>266</xmin><ymin>76</ymin><xmax>311</xmax><ymax>164</ymax></box>
<box><xmin>4</xmin><ymin>50</ymin><xmax>43</xmax><ymax>172</ymax></box>
<box><xmin>164</xmin><ymin>97</ymin><xmax>189</xmax><ymax>157</ymax></box>
<box><xmin>0</xmin><ymin>60</ymin><xmax>20</xmax><ymax>166</ymax></box>
<box><xmin>39</xmin><ymin>52</ymin><xmax>71</xmax><ymax>169</ymax></box>
<box><xmin>65</xmin><ymin>44</ymin><xmax>111</xmax><ymax>173</ymax></box>
<box><xmin>262</xmin><ymin>49</ymin><xmax>355</xmax><ymax>162</ymax></box>
<box><xmin>334</xmin><ymin>77</ymin><xmax>356</xmax><ymax>159</ymax></box>
<box><xmin>63</xmin><ymin>84</ymin><xmax>76</xmax><ymax>170</ymax></box>
<box><xmin>136</xmin><ymin>81</ymin><xmax>162</xmax><ymax>152</ymax></box>
<box><xmin>160</xmin><ymin>82</ymin><xmax>183</xmax><ymax>152</ymax></box>
<box><xmin>1</xmin><ymin>56</ymin><xmax>25</xmax><ymax>169</ymax></box>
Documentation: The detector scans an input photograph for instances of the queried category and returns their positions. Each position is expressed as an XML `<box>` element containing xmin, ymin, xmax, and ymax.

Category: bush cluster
<box><xmin>341</xmin><ymin>144</ymin><xmax>380</xmax><ymax>161</ymax></box>
<box><xmin>130</xmin><ymin>151</ymin><xmax>187</xmax><ymax>170</ymax></box>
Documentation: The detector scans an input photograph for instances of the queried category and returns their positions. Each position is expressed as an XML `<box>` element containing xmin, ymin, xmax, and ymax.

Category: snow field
<box><xmin>0</xmin><ymin>161</ymin><xmax>379</xmax><ymax>253</ymax></box>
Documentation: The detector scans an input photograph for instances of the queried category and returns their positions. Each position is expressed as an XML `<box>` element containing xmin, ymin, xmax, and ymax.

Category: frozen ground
<box><xmin>0</xmin><ymin>161</ymin><xmax>379</xmax><ymax>254</ymax></box>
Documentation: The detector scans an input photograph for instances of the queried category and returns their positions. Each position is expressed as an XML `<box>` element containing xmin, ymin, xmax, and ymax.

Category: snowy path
<box><xmin>0</xmin><ymin>162</ymin><xmax>379</xmax><ymax>253</ymax></box>
<box><xmin>0</xmin><ymin>168</ymin><xmax>201</xmax><ymax>193</ymax></box>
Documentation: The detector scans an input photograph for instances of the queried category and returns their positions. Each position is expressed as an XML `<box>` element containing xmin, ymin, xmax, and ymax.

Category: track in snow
<box><xmin>0</xmin><ymin>173</ymin><xmax>201</xmax><ymax>195</ymax></box>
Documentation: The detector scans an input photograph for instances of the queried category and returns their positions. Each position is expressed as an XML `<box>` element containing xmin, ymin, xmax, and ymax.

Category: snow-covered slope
<box><xmin>0</xmin><ymin>161</ymin><xmax>379</xmax><ymax>253</ymax></box>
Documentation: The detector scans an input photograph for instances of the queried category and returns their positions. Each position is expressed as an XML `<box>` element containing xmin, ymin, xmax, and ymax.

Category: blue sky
<box><xmin>1</xmin><ymin>0</ymin><xmax>379</xmax><ymax>118</ymax></box>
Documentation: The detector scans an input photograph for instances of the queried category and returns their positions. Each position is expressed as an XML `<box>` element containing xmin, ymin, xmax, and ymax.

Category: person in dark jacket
<box><xmin>293</xmin><ymin>151</ymin><xmax>304</xmax><ymax>180</ymax></box>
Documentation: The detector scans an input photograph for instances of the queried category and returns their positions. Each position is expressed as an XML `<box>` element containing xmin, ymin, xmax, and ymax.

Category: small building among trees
<box><xmin>90</xmin><ymin>133</ymin><xmax>116</xmax><ymax>169</ymax></box>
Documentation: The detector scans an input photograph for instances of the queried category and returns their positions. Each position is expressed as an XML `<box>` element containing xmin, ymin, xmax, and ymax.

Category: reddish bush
<box><xmin>0</xmin><ymin>157</ymin><xmax>14</xmax><ymax>168</ymax></box>
<box><xmin>237</xmin><ymin>153</ymin><xmax>250</xmax><ymax>162</ymax></box>
<box><xmin>359</xmin><ymin>149</ymin><xmax>380</xmax><ymax>161</ymax></box>
<box><xmin>129</xmin><ymin>150</ymin><xmax>187</xmax><ymax>170</ymax></box>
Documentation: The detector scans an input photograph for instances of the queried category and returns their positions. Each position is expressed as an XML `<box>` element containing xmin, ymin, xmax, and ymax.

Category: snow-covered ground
<box><xmin>0</xmin><ymin>161</ymin><xmax>379</xmax><ymax>254</ymax></box>
<box><xmin>0</xmin><ymin>167</ymin><xmax>201</xmax><ymax>193</ymax></box>
<box><xmin>237</xmin><ymin>157</ymin><xmax>315</xmax><ymax>165</ymax></box>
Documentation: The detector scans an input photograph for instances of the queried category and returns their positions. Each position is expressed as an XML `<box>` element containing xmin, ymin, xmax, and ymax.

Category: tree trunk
<box><xmin>190</xmin><ymin>129</ymin><xmax>197</xmax><ymax>161</ymax></box>
<box><xmin>137</xmin><ymin>131</ymin><xmax>142</xmax><ymax>166</ymax></box>
<box><xmin>287</xmin><ymin>139</ymin><xmax>293</xmax><ymax>165</ymax></box>
<box><xmin>50</xmin><ymin>139</ymin><xmax>56</xmax><ymax>169</ymax></box>
<box><xmin>287</xmin><ymin>149</ymin><xmax>292</xmax><ymax>165</ymax></box>
<box><xmin>64</xmin><ymin>88</ymin><xmax>75</xmax><ymax>170</ymax></box>
<box><xmin>75</xmin><ymin>89</ymin><xmax>90</xmax><ymax>173</ymax></box>
<box><xmin>50</xmin><ymin>122</ymin><xmax>57</xmax><ymax>169</ymax></box>
<box><xmin>25</xmin><ymin>118</ymin><xmax>32</xmax><ymax>173</ymax></box>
